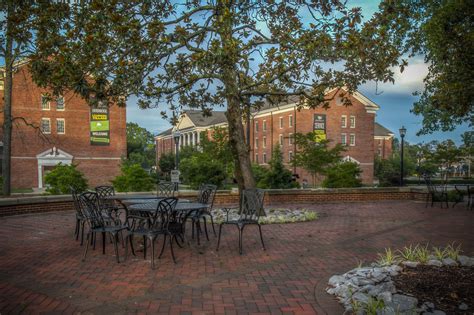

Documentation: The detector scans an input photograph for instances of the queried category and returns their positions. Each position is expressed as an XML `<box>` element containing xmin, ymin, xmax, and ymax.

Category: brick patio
<box><xmin>0</xmin><ymin>200</ymin><xmax>473</xmax><ymax>314</ymax></box>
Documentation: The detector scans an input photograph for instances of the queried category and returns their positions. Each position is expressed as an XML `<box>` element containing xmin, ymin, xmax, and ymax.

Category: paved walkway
<box><xmin>0</xmin><ymin>200</ymin><xmax>473</xmax><ymax>314</ymax></box>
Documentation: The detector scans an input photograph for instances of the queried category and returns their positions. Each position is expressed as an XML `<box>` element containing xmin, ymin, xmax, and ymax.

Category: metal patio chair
<box><xmin>125</xmin><ymin>197</ymin><xmax>180</xmax><ymax>268</ymax></box>
<box><xmin>216</xmin><ymin>189</ymin><xmax>266</xmax><ymax>255</ymax></box>
<box><xmin>157</xmin><ymin>181</ymin><xmax>177</xmax><ymax>198</ymax></box>
<box><xmin>423</xmin><ymin>176</ymin><xmax>449</xmax><ymax>208</ymax></box>
<box><xmin>191</xmin><ymin>184</ymin><xmax>217</xmax><ymax>244</ymax></box>
<box><xmin>71</xmin><ymin>186</ymin><xmax>86</xmax><ymax>245</ymax></box>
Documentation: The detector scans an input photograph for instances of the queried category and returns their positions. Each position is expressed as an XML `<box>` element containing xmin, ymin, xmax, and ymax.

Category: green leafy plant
<box><xmin>432</xmin><ymin>246</ymin><xmax>447</xmax><ymax>260</ymax></box>
<box><xmin>377</xmin><ymin>248</ymin><xmax>399</xmax><ymax>266</ymax></box>
<box><xmin>112</xmin><ymin>163</ymin><xmax>155</xmax><ymax>192</ymax></box>
<box><xmin>398</xmin><ymin>244</ymin><xmax>418</xmax><ymax>261</ymax></box>
<box><xmin>364</xmin><ymin>297</ymin><xmax>385</xmax><ymax>315</ymax></box>
<box><xmin>258</xmin><ymin>145</ymin><xmax>299</xmax><ymax>189</ymax></box>
<box><xmin>322</xmin><ymin>161</ymin><xmax>362</xmax><ymax>188</ymax></box>
<box><xmin>356</xmin><ymin>259</ymin><xmax>365</xmax><ymax>269</ymax></box>
<box><xmin>180</xmin><ymin>155</ymin><xmax>226</xmax><ymax>189</ymax></box>
<box><xmin>445</xmin><ymin>243</ymin><xmax>462</xmax><ymax>260</ymax></box>
<box><xmin>414</xmin><ymin>244</ymin><xmax>430</xmax><ymax>263</ymax></box>
<box><xmin>44</xmin><ymin>163</ymin><xmax>88</xmax><ymax>195</ymax></box>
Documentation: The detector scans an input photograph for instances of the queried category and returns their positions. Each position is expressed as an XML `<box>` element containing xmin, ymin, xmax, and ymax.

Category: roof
<box><xmin>156</xmin><ymin>128</ymin><xmax>173</xmax><ymax>137</ymax></box>
<box><xmin>185</xmin><ymin>110</ymin><xmax>227</xmax><ymax>127</ymax></box>
<box><xmin>374</xmin><ymin>123</ymin><xmax>394</xmax><ymax>137</ymax></box>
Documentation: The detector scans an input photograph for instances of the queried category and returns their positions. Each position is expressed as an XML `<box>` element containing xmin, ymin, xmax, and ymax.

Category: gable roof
<box><xmin>374</xmin><ymin>123</ymin><xmax>394</xmax><ymax>137</ymax></box>
<box><xmin>185</xmin><ymin>110</ymin><xmax>227</xmax><ymax>127</ymax></box>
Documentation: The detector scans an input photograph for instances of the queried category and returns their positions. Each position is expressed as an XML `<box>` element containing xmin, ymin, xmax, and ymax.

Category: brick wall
<box><xmin>0</xmin><ymin>188</ymin><xmax>428</xmax><ymax>217</ymax></box>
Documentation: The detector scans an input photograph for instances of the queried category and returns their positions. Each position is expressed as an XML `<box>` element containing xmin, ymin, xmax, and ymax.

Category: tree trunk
<box><xmin>2</xmin><ymin>5</ymin><xmax>14</xmax><ymax>196</ymax></box>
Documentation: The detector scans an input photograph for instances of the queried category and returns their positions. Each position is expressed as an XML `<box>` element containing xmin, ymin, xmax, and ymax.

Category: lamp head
<box><xmin>399</xmin><ymin>126</ymin><xmax>407</xmax><ymax>138</ymax></box>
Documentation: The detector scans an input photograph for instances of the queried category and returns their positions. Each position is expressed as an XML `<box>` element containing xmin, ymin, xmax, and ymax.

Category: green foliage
<box><xmin>158</xmin><ymin>152</ymin><xmax>175</xmax><ymax>176</ymax></box>
<box><xmin>258</xmin><ymin>145</ymin><xmax>298</xmax><ymax>189</ymax></box>
<box><xmin>376</xmin><ymin>248</ymin><xmax>399</xmax><ymax>266</ymax></box>
<box><xmin>409</xmin><ymin>0</ymin><xmax>474</xmax><ymax>134</ymax></box>
<box><xmin>44</xmin><ymin>163</ymin><xmax>88</xmax><ymax>195</ymax></box>
<box><xmin>374</xmin><ymin>156</ymin><xmax>401</xmax><ymax>187</ymax></box>
<box><xmin>112</xmin><ymin>164</ymin><xmax>155</xmax><ymax>192</ymax></box>
<box><xmin>322</xmin><ymin>162</ymin><xmax>362</xmax><ymax>188</ymax></box>
<box><xmin>292</xmin><ymin>133</ymin><xmax>345</xmax><ymax>184</ymax></box>
<box><xmin>199</xmin><ymin>128</ymin><xmax>234</xmax><ymax>178</ymax></box>
<box><xmin>180</xmin><ymin>156</ymin><xmax>226</xmax><ymax>190</ymax></box>
<box><xmin>126</xmin><ymin>122</ymin><xmax>155</xmax><ymax>169</ymax></box>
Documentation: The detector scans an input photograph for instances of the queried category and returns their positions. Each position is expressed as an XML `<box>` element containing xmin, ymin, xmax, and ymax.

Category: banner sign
<box><xmin>170</xmin><ymin>170</ymin><xmax>180</xmax><ymax>183</ymax></box>
<box><xmin>90</xmin><ymin>107</ymin><xmax>110</xmax><ymax>145</ymax></box>
<box><xmin>313</xmin><ymin>114</ymin><xmax>327</xmax><ymax>142</ymax></box>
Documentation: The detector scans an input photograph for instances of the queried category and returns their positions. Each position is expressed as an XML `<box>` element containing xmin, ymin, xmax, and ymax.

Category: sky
<box><xmin>125</xmin><ymin>0</ymin><xmax>469</xmax><ymax>145</ymax></box>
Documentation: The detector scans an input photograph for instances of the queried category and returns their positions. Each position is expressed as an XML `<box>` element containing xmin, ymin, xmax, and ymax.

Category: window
<box><xmin>341</xmin><ymin>115</ymin><xmax>347</xmax><ymax>128</ymax></box>
<box><xmin>341</xmin><ymin>133</ymin><xmax>347</xmax><ymax>145</ymax></box>
<box><xmin>279</xmin><ymin>117</ymin><xmax>283</xmax><ymax>128</ymax></box>
<box><xmin>336</xmin><ymin>96</ymin><xmax>344</xmax><ymax>106</ymax></box>
<box><xmin>56</xmin><ymin>96</ymin><xmax>65</xmax><ymax>111</ymax></box>
<box><xmin>289</xmin><ymin>115</ymin><xmax>293</xmax><ymax>127</ymax></box>
<box><xmin>289</xmin><ymin>133</ymin><xmax>293</xmax><ymax>145</ymax></box>
<box><xmin>41</xmin><ymin>95</ymin><xmax>50</xmax><ymax>110</ymax></box>
<box><xmin>255</xmin><ymin>154</ymin><xmax>259</xmax><ymax>164</ymax></box>
<box><xmin>255</xmin><ymin>138</ymin><xmax>258</xmax><ymax>149</ymax></box>
<box><xmin>56</xmin><ymin>119</ymin><xmax>65</xmax><ymax>134</ymax></box>
<box><xmin>263</xmin><ymin>152</ymin><xmax>267</xmax><ymax>164</ymax></box>
<box><xmin>279</xmin><ymin>134</ymin><xmax>284</xmax><ymax>146</ymax></box>
<box><xmin>255</xmin><ymin>121</ymin><xmax>259</xmax><ymax>132</ymax></box>
<box><xmin>350</xmin><ymin>133</ymin><xmax>356</xmax><ymax>146</ymax></box>
<box><xmin>263</xmin><ymin>136</ymin><xmax>266</xmax><ymax>148</ymax></box>
<box><xmin>263</xmin><ymin>120</ymin><xmax>267</xmax><ymax>132</ymax></box>
<box><xmin>289</xmin><ymin>151</ymin><xmax>293</xmax><ymax>162</ymax></box>
<box><xmin>350</xmin><ymin>115</ymin><xmax>356</xmax><ymax>128</ymax></box>
<box><xmin>41</xmin><ymin>118</ymin><xmax>51</xmax><ymax>134</ymax></box>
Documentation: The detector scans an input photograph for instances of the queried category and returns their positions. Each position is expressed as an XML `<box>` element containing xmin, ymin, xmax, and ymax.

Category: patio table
<box><xmin>128</xmin><ymin>202</ymin><xmax>209</xmax><ymax>215</ymax></box>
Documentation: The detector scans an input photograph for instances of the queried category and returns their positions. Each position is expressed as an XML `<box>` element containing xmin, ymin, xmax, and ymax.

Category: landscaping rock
<box><xmin>389</xmin><ymin>294</ymin><xmax>418</xmax><ymax>312</ymax></box>
<box><xmin>402</xmin><ymin>261</ymin><xmax>419</xmax><ymax>268</ymax></box>
<box><xmin>458</xmin><ymin>302</ymin><xmax>468</xmax><ymax>310</ymax></box>
<box><xmin>458</xmin><ymin>255</ymin><xmax>474</xmax><ymax>267</ymax></box>
<box><xmin>328</xmin><ymin>275</ymin><xmax>345</xmax><ymax>286</ymax></box>
<box><xmin>441</xmin><ymin>258</ymin><xmax>457</xmax><ymax>266</ymax></box>
<box><xmin>427</xmin><ymin>259</ymin><xmax>443</xmax><ymax>267</ymax></box>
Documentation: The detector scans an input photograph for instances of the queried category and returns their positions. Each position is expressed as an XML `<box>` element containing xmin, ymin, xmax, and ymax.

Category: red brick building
<box><xmin>0</xmin><ymin>63</ymin><xmax>126</xmax><ymax>190</ymax></box>
<box><xmin>374</xmin><ymin>123</ymin><xmax>394</xmax><ymax>159</ymax></box>
<box><xmin>155</xmin><ymin>89</ymin><xmax>392</xmax><ymax>185</ymax></box>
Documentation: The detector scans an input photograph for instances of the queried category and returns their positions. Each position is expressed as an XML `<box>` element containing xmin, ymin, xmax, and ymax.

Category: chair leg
<box><xmin>238</xmin><ymin>226</ymin><xmax>244</xmax><ymax>255</ymax></box>
<box><xmin>210</xmin><ymin>215</ymin><xmax>217</xmax><ymax>236</ymax></box>
<box><xmin>102</xmin><ymin>232</ymin><xmax>106</xmax><ymax>254</ymax></box>
<box><xmin>191</xmin><ymin>218</ymin><xmax>195</xmax><ymax>240</ymax></box>
<box><xmin>169</xmin><ymin>234</ymin><xmax>176</xmax><ymax>263</ymax></box>
<box><xmin>159</xmin><ymin>235</ymin><xmax>167</xmax><ymax>259</ymax></box>
<box><xmin>80</xmin><ymin>221</ymin><xmax>86</xmax><ymax>245</ymax></box>
<box><xmin>174</xmin><ymin>235</ymin><xmax>183</xmax><ymax>248</ymax></box>
<box><xmin>82</xmin><ymin>232</ymin><xmax>91</xmax><ymax>262</ymax></box>
<box><xmin>75</xmin><ymin>219</ymin><xmax>80</xmax><ymax>240</ymax></box>
<box><xmin>203</xmin><ymin>217</ymin><xmax>209</xmax><ymax>241</ymax></box>
<box><xmin>113</xmin><ymin>233</ymin><xmax>120</xmax><ymax>263</ymax></box>
<box><xmin>143</xmin><ymin>236</ymin><xmax>147</xmax><ymax>259</ymax></box>
<box><xmin>196</xmin><ymin>220</ymin><xmax>201</xmax><ymax>245</ymax></box>
<box><xmin>216</xmin><ymin>224</ymin><xmax>223</xmax><ymax>251</ymax></box>
<box><xmin>257</xmin><ymin>224</ymin><xmax>266</xmax><ymax>250</ymax></box>
<box><xmin>150</xmin><ymin>236</ymin><xmax>156</xmax><ymax>269</ymax></box>
<box><xmin>129</xmin><ymin>234</ymin><xmax>136</xmax><ymax>256</ymax></box>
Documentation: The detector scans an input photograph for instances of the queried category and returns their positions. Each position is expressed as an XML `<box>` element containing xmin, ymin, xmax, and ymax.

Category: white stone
<box><xmin>458</xmin><ymin>255</ymin><xmax>474</xmax><ymax>267</ymax></box>
<box><xmin>402</xmin><ymin>261</ymin><xmax>419</xmax><ymax>268</ymax></box>
<box><xmin>376</xmin><ymin>306</ymin><xmax>396</xmax><ymax>315</ymax></box>
<box><xmin>427</xmin><ymin>259</ymin><xmax>443</xmax><ymax>267</ymax></box>
<box><xmin>352</xmin><ymin>292</ymin><xmax>369</xmax><ymax>304</ymax></box>
<box><xmin>442</xmin><ymin>258</ymin><xmax>457</xmax><ymax>266</ymax></box>
<box><xmin>377</xmin><ymin>291</ymin><xmax>393</xmax><ymax>304</ymax></box>
<box><xmin>459</xmin><ymin>303</ymin><xmax>468</xmax><ymax>311</ymax></box>
<box><xmin>328</xmin><ymin>275</ymin><xmax>346</xmax><ymax>287</ymax></box>
<box><xmin>389</xmin><ymin>294</ymin><xmax>418</xmax><ymax>312</ymax></box>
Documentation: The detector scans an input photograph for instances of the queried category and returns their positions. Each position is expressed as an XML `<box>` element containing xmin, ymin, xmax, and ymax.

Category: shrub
<box><xmin>322</xmin><ymin>162</ymin><xmax>362</xmax><ymax>188</ymax></box>
<box><xmin>112</xmin><ymin>163</ymin><xmax>155</xmax><ymax>192</ymax></box>
<box><xmin>44</xmin><ymin>163</ymin><xmax>88</xmax><ymax>195</ymax></box>
<box><xmin>252</xmin><ymin>145</ymin><xmax>299</xmax><ymax>189</ymax></box>
<box><xmin>179</xmin><ymin>156</ymin><xmax>226</xmax><ymax>189</ymax></box>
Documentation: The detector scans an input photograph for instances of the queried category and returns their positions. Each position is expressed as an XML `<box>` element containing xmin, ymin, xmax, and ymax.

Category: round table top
<box><xmin>128</xmin><ymin>202</ymin><xmax>208</xmax><ymax>212</ymax></box>
<box><xmin>103</xmin><ymin>194</ymin><xmax>162</xmax><ymax>200</ymax></box>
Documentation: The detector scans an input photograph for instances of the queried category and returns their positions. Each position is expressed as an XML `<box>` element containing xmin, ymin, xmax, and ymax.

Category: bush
<box><xmin>44</xmin><ymin>163</ymin><xmax>88</xmax><ymax>195</ymax></box>
<box><xmin>180</xmin><ymin>156</ymin><xmax>226</xmax><ymax>189</ymax></box>
<box><xmin>322</xmin><ymin>162</ymin><xmax>362</xmax><ymax>188</ymax></box>
<box><xmin>112</xmin><ymin>164</ymin><xmax>155</xmax><ymax>192</ymax></box>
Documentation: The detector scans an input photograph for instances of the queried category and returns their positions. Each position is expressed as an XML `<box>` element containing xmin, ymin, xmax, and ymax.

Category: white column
<box><xmin>37</xmin><ymin>164</ymin><xmax>43</xmax><ymax>189</ymax></box>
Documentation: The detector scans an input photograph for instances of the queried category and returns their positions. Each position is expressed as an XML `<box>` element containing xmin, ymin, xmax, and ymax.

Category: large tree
<box><xmin>30</xmin><ymin>0</ymin><xmax>412</xmax><ymax>190</ymax></box>
<box><xmin>0</xmin><ymin>1</ymin><xmax>65</xmax><ymax>195</ymax></box>
<box><xmin>126</xmin><ymin>122</ymin><xmax>155</xmax><ymax>169</ymax></box>
<box><xmin>409</xmin><ymin>0</ymin><xmax>474</xmax><ymax>134</ymax></box>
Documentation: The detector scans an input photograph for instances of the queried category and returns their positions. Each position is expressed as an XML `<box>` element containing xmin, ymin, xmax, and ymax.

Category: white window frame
<box><xmin>263</xmin><ymin>120</ymin><xmax>267</xmax><ymax>132</ymax></box>
<box><xmin>341</xmin><ymin>115</ymin><xmax>347</xmax><ymax>128</ymax></box>
<box><xmin>289</xmin><ymin>115</ymin><xmax>293</xmax><ymax>127</ymax></box>
<box><xmin>341</xmin><ymin>133</ymin><xmax>347</xmax><ymax>146</ymax></box>
<box><xmin>263</xmin><ymin>152</ymin><xmax>267</xmax><ymax>164</ymax></box>
<box><xmin>263</xmin><ymin>136</ymin><xmax>266</xmax><ymax>148</ymax></box>
<box><xmin>255</xmin><ymin>121</ymin><xmax>259</xmax><ymax>132</ymax></box>
<box><xmin>279</xmin><ymin>117</ymin><xmax>283</xmax><ymax>129</ymax></box>
<box><xmin>350</xmin><ymin>115</ymin><xmax>356</xmax><ymax>128</ymax></box>
<box><xmin>41</xmin><ymin>95</ymin><xmax>50</xmax><ymax>110</ymax></box>
<box><xmin>56</xmin><ymin>118</ymin><xmax>65</xmax><ymax>134</ymax></box>
<box><xmin>255</xmin><ymin>137</ymin><xmax>258</xmax><ymax>149</ymax></box>
<box><xmin>279</xmin><ymin>134</ymin><xmax>284</xmax><ymax>146</ymax></box>
<box><xmin>41</xmin><ymin>118</ymin><xmax>51</xmax><ymax>134</ymax></box>
<box><xmin>56</xmin><ymin>95</ymin><xmax>65</xmax><ymax>111</ymax></box>
<box><xmin>289</xmin><ymin>133</ymin><xmax>293</xmax><ymax>145</ymax></box>
<box><xmin>350</xmin><ymin>133</ymin><xmax>356</xmax><ymax>146</ymax></box>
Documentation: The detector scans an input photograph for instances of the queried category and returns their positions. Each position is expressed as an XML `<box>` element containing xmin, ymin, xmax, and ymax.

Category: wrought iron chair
<box><xmin>191</xmin><ymin>184</ymin><xmax>217</xmax><ymax>244</ymax></box>
<box><xmin>216</xmin><ymin>189</ymin><xmax>266</xmax><ymax>255</ymax></box>
<box><xmin>125</xmin><ymin>197</ymin><xmax>180</xmax><ymax>268</ymax></box>
<box><xmin>423</xmin><ymin>176</ymin><xmax>449</xmax><ymax>208</ymax></box>
<box><xmin>71</xmin><ymin>187</ymin><xmax>86</xmax><ymax>245</ymax></box>
<box><xmin>157</xmin><ymin>181</ymin><xmax>177</xmax><ymax>198</ymax></box>
<box><xmin>79</xmin><ymin>191</ymin><xmax>128</xmax><ymax>263</ymax></box>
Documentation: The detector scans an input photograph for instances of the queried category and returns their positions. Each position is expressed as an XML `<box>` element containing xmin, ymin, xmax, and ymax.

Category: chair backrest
<box><xmin>150</xmin><ymin>197</ymin><xmax>178</xmax><ymax>229</ymax></box>
<box><xmin>71</xmin><ymin>186</ymin><xmax>83</xmax><ymax>216</ymax></box>
<box><xmin>79</xmin><ymin>191</ymin><xmax>106</xmax><ymax>229</ymax></box>
<box><xmin>95</xmin><ymin>185</ymin><xmax>116</xmax><ymax>209</ymax></box>
<box><xmin>424</xmin><ymin>175</ymin><xmax>447</xmax><ymax>194</ymax></box>
<box><xmin>239</xmin><ymin>189</ymin><xmax>265</xmax><ymax>221</ymax></box>
<box><xmin>157</xmin><ymin>182</ymin><xmax>176</xmax><ymax>198</ymax></box>
<box><xmin>197</xmin><ymin>184</ymin><xmax>217</xmax><ymax>207</ymax></box>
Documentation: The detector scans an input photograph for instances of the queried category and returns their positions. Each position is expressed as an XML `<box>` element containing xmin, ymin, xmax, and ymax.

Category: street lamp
<box><xmin>399</xmin><ymin>126</ymin><xmax>407</xmax><ymax>186</ymax></box>
<box><xmin>173</xmin><ymin>130</ymin><xmax>181</xmax><ymax>170</ymax></box>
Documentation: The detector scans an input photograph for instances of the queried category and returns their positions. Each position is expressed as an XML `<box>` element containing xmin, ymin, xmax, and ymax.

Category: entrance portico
<box><xmin>36</xmin><ymin>147</ymin><xmax>73</xmax><ymax>189</ymax></box>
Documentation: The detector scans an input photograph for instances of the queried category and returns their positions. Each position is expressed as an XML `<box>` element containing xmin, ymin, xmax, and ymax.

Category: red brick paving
<box><xmin>0</xmin><ymin>201</ymin><xmax>473</xmax><ymax>314</ymax></box>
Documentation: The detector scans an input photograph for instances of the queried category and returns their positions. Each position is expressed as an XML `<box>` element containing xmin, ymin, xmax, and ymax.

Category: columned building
<box><xmin>0</xmin><ymin>62</ymin><xmax>127</xmax><ymax>190</ymax></box>
<box><xmin>155</xmin><ymin>89</ymin><xmax>393</xmax><ymax>185</ymax></box>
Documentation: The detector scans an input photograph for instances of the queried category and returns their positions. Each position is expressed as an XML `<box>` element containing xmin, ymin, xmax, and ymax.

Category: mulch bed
<box><xmin>393</xmin><ymin>265</ymin><xmax>474</xmax><ymax>314</ymax></box>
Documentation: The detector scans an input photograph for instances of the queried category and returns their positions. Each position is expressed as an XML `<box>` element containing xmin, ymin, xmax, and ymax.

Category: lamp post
<box><xmin>399</xmin><ymin>126</ymin><xmax>407</xmax><ymax>186</ymax></box>
<box><xmin>173</xmin><ymin>130</ymin><xmax>181</xmax><ymax>170</ymax></box>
